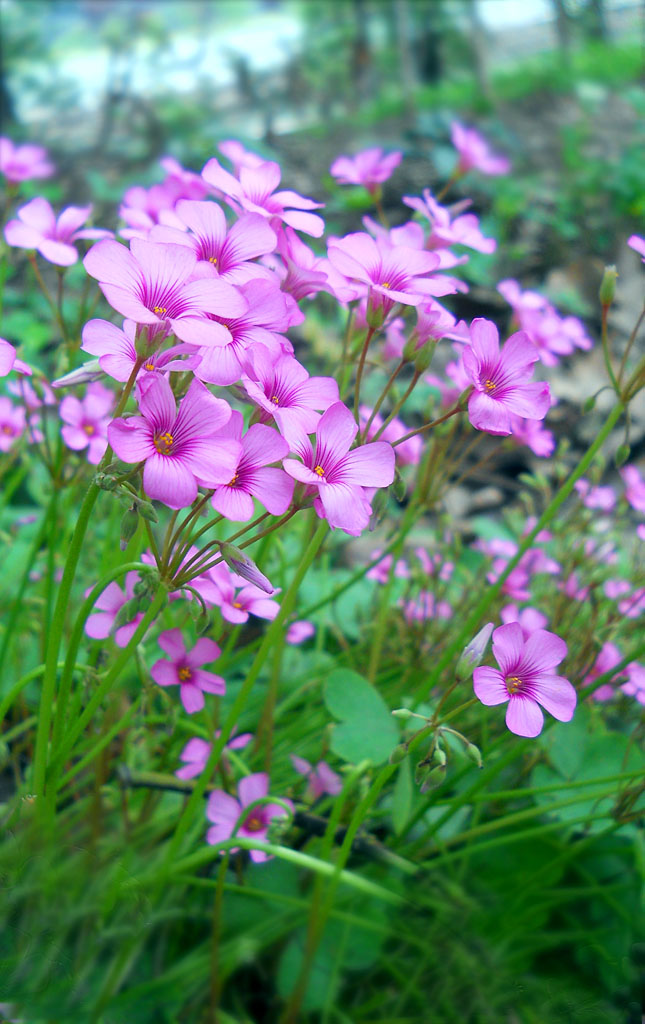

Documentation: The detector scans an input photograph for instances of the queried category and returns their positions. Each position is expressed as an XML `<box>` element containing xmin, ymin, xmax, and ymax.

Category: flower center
<box><xmin>144</xmin><ymin>361</ymin><xmax>156</xmax><ymax>371</ymax></box>
<box><xmin>208</xmin><ymin>256</ymin><xmax>218</xmax><ymax>264</ymax></box>
<box><xmin>228</xmin><ymin>473</ymin><xmax>239</xmax><ymax>486</ymax></box>
<box><xmin>506</xmin><ymin>675</ymin><xmax>523</xmax><ymax>695</ymax></box>
<box><xmin>233</xmin><ymin>601</ymin><xmax>243</xmax><ymax>609</ymax></box>
<box><xmin>1</xmin><ymin>425</ymin><xmax>13</xmax><ymax>435</ymax></box>
<box><xmin>83</xmin><ymin>423</ymin><xmax>95</xmax><ymax>435</ymax></box>
<box><xmin>245</xmin><ymin>813</ymin><xmax>264</xmax><ymax>833</ymax></box>
<box><xmin>314</xmin><ymin>465</ymin><xmax>325</xmax><ymax>477</ymax></box>
<box><xmin>271</xmin><ymin>395</ymin><xmax>280</xmax><ymax>405</ymax></box>
<box><xmin>178</xmin><ymin>667</ymin><xmax>192</xmax><ymax>681</ymax></box>
<box><xmin>382</xmin><ymin>281</ymin><xmax>391</xmax><ymax>289</ymax></box>
<box><xmin>153</xmin><ymin>306</ymin><xmax>168</xmax><ymax>315</ymax></box>
<box><xmin>484</xmin><ymin>378</ymin><xmax>497</xmax><ymax>392</ymax></box>
<box><xmin>154</xmin><ymin>431</ymin><xmax>174</xmax><ymax>455</ymax></box>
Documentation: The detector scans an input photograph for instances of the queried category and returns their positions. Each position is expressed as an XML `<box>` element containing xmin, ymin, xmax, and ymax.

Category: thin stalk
<box><xmin>360</xmin><ymin>357</ymin><xmax>406</xmax><ymax>440</ymax></box>
<box><xmin>390</xmin><ymin>402</ymin><xmax>464</xmax><ymax>447</ymax></box>
<box><xmin>371</xmin><ymin>370</ymin><xmax>421</xmax><ymax>440</ymax></box>
<box><xmin>353</xmin><ymin>326</ymin><xmax>376</xmax><ymax>418</ymax></box>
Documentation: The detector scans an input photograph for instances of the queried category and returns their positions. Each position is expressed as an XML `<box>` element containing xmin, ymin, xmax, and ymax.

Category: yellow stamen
<box><xmin>484</xmin><ymin>379</ymin><xmax>497</xmax><ymax>392</ymax></box>
<box><xmin>382</xmin><ymin>281</ymin><xmax>391</xmax><ymax>289</ymax></box>
<box><xmin>233</xmin><ymin>601</ymin><xmax>243</xmax><ymax>609</ymax></box>
<box><xmin>154</xmin><ymin>431</ymin><xmax>174</xmax><ymax>455</ymax></box>
<box><xmin>271</xmin><ymin>395</ymin><xmax>280</xmax><ymax>405</ymax></box>
<box><xmin>83</xmin><ymin>424</ymin><xmax>95</xmax><ymax>435</ymax></box>
<box><xmin>178</xmin><ymin>667</ymin><xmax>192</xmax><ymax>681</ymax></box>
<box><xmin>506</xmin><ymin>675</ymin><xmax>522</xmax><ymax>695</ymax></box>
<box><xmin>245</xmin><ymin>814</ymin><xmax>263</xmax><ymax>832</ymax></box>
<box><xmin>228</xmin><ymin>473</ymin><xmax>239</xmax><ymax>487</ymax></box>
<box><xmin>144</xmin><ymin>362</ymin><xmax>156</xmax><ymax>371</ymax></box>
<box><xmin>208</xmin><ymin>256</ymin><xmax>218</xmax><ymax>265</ymax></box>
<box><xmin>153</xmin><ymin>306</ymin><xmax>168</xmax><ymax>315</ymax></box>
<box><xmin>314</xmin><ymin>465</ymin><xmax>325</xmax><ymax>477</ymax></box>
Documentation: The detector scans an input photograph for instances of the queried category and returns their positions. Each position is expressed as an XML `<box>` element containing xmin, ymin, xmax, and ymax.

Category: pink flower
<box><xmin>209</xmin><ymin>411</ymin><xmax>294</xmax><ymax>521</ymax></box>
<box><xmin>403</xmin><ymin>190</ymin><xmax>496</xmax><ymax>254</ymax></box>
<box><xmin>622</xmin><ymin>662</ymin><xmax>645</xmax><ymax>704</ymax></box>
<box><xmin>84</xmin><ymin>571</ymin><xmax>144</xmax><ymax>648</ymax></box>
<box><xmin>59</xmin><ymin>381</ymin><xmax>113</xmax><ymax>464</ymax></box>
<box><xmin>621</xmin><ymin>465</ymin><xmax>645</xmax><ymax>514</ymax></box>
<box><xmin>241</xmin><ymin>345</ymin><xmax>339</xmax><ymax>446</ymax></box>
<box><xmin>627</xmin><ymin>234</ymin><xmax>645</xmax><ymax>262</ymax></box>
<box><xmin>0</xmin><ymin>338</ymin><xmax>30</xmax><ymax>377</ymax></box>
<box><xmin>218</xmin><ymin>139</ymin><xmax>266</xmax><ymax>174</ymax></box>
<box><xmin>474</xmin><ymin>623</ymin><xmax>576</xmax><ymax>738</ymax></box>
<box><xmin>330</xmin><ymin>148</ymin><xmax>402</xmax><ymax>193</ymax></box>
<box><xmin>151</xmin><ymin>629</ymin><xmax>225</xmax><ymax>713</ymax></box>
<box><xmin>508</xmin><ymin>415</ymin><xmax>555</xmax><ymax>457</ymax></box>
<box><xmin>462</xmin><ymin>318</ymin><xmax>551</xmax><ymax>435</ymax></box>
<box><xmin>327</xmin><ymin>232</ymin><xmax>440</xmax><ymax>319</ymax></box>
<box><xmin>81</xmin><ymin>318</ymin><xmax>198</xmax><ymax>383</ymax></box>
<box><xmin>574</xmin><ymin>479</ymin><xmax>616</xmax><ymax>511</ymax></box>
<box><xmin>0</xmin><ymin>138</ymin><xmax>54</xmax><ymax>183</ymax></box>
<box><xmin>108</xmin><ymin>375</ymin><xmax>240</xmax><ymax>509</ymax></box>
<box><xmin>500</xmin><ymin>604</ymin><xmax>548</xmax><ymax>637</ymax></box>
<box><xmin>83</xmin><ymin>237</ymin><xmax>246</xmax><ymax>329</ymax></box>
<box><xmin>150</xmin><ymin>199</ymin><xmax>277</xmax><ymax>284</ymax></box>
<box><xmin>193</xmin><ymin>563</ymin><xmax>279</xmax><ymax>623</ymax></box>
<box><xmin>286</xmin><ymin>620</ymin><xmax>316</xmax><ymax>645</ymax></box>
<box><xmin>206</xmin><ymin>772</ymin><xmax>293</xmax><ymax>862</ymax></box>
<box><xmin>202</xmin><ymin>157</ymin><xmax>325</xmax><ymax>237</ymax></box>
<box><xmin>283</xmin><ymin>402</ymin><xmax>395</xmax><ymax>535</ymax></box>
<box><xmin>5</xmin><ymin>198</ymin><xmax>111</xmax><ymax>266</ymax></box>
<box><xmin>175</xmin><ymin>729</ymin><xmax>252</xmax><ymax>780</ymax></box>
<box><xmin>359</xmin><ymin>405</ymin><xmax>422</xmax><ymax>467</ymax></box>
<box><xmin>366</xmin><ymin>551</ymin><xmax>409</xmax><ymax>584</ymax></box>
<box><xmin>291</xmin><ymin>755</ymin><xmax>343</xmax><ymax>798</ymax></box>
<box><xmin>176</xmin><ymin>278</ymin><xmax>297</xmax><ymax>387</ymax></box>
<box><xmin>0</xmin><ymin>397</ymin><xmax>26</xmax><ymax>451</ymax></box>
<box><xmin>584</xmin><ymin>642</ymin><xmax>622</xmax><ymax>702</ymax></box>
<box><xmin>450</xmin><ymin>121</ymin><xmax>510</xmax><ymax>176</ymax></box>
<box><xmin>402</xmin><ymin>591</ymin><xmax>452</xmax><ymax>623</ymax></box>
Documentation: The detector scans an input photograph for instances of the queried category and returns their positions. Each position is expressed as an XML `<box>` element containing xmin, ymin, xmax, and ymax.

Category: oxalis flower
<box><xmin>151</xmin><ymin>629</ymin><xmax>225</xmax><ymax>713</ymax></box>
<box><xmin>473</xmin><ymin>623</ymin><xmax>576</xmax><ymax>738</ymax></box>
<box><xmin>462</xmin><ymin>318</ymin><xmax>551</xmax><ymax>435</ymax></box>
<box><xmin>206</xmin><ymin>773</ymin><xmax>293</xmax><ymax>862</ymax></box>
<box><xmin>283</xmin><ymin>402</ymin><xmax>395</xmax><ymax>535</ymax></box>
<box><xmin>108</xmin><ymin>375</ymin><xmax>240</xmax><ymax>509</ymax></box>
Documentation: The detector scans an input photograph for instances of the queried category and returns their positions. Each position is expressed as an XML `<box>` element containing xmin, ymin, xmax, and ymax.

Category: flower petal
<box><xmin>505</xmin><ymin>696</ymin><xmax>544</xmax><ymax>737</ymax></box>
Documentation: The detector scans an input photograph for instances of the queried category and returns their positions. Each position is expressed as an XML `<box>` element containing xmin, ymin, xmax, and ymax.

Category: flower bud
<box><xmin>599</xmin><ymin>265</ymin><xmax>618</xmax><ymax>308</ymax></box>
<box><xmin>615</xmin><ymin>443</ymin><xmax>631</xmax><ymax>468</ymax></box>
<box><xmin>389</xmin><ymin>743</ymin><xmax>409</xmax><ymax>764</ymax></box>
<box><xmin>465</xmin><ymin>743</ymin><xmax>483</xmax><ymax>768</ymax></box>
<box><xmin>368</xmin><ymin>486</ymin><xmax>389</xmax><ymax>530</ymax></box>
<box><xmin>112</xmin><ymin>596</ymin><xmax>142</xmax><ymax>632</ymax></box>
<box><xmin>582</xmin><ymin>394</ymin><xmax>597</xmax><ymax>414</ymax></box>
<box><xmin>419</xmin><ymin>764</ymin><xmax>446</xmax><ymax>793</ymax></box>
<box><xmin>433</xmin><ymin>746</ymin><xmax>447</xmax><ymax>767</ymax></box>
<box><xmin>95</xmin><ymin>472</ymin><xmax>118</xmax><ymax>491</ymax></box>
<box><xmin>455</xmin><ymin>622</ymin><xmax>494</xmax><ymax>681</ymax></box>
<box><xmin>134</xmin><ymin>498</ymin><xmax>158</xmax><ymax>523</ymax></box>
<box><xmin>119</xmin><ymin>507</ymin><xmax>139</xmax><ymax>551</ymax></box>
<box><xmin>414</xmin><ymin>761</ymin><xmax>431</xmax><ymax>787</ymax></box>
<box><xmin>51</xmin><ymin>360</ymin><xmax>104</xmax><ymax>388</ymax></box>
<box><xmin>391</xmin><ymin>708</ymin><xmax>413</xmax><ymax>721</ymax></box>
<box><xmin>392</xmin><ymin>468</ymin><xmax>407</xmax><ymax>503</ymax></box>
<box><xmin>414</xmin><ymin>340</ymin><xmax>436</xmax><ymax>374</ymax></box>
<box><xmin>402</xmin><ymin>332</ymin><xmax>420</xmax><ymax>362</ymax></box>
<box><xmin>219</xmin><ymin>543</ymin><xmax>274</xmax><ymax>593</ymax></box>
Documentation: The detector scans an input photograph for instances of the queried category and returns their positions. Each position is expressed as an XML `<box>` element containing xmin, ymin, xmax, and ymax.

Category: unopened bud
<box><xmin>414</xmin><ymin>340</ymin><xmax>436</xmax><ymax>374</ymax></box>
<box><xmin>95</xmin><ymin>472</ymin><xmax>118</xmax><ymax>491</ymax></box>
<box><xmin>582</xmin><ymin>394</ymin><xmax>597</xmax><ymax>414</ymax></box>
<box><xmin>615</xmin><ymin>443</ymin><xmax>631</xmax><ymax>468</ymax></box>
<box><xmin>391</xmin><ymin>708</ymin><xmax>413</xmax><ymax>721</ymax></box>
<box><xmin>368</xmin><ymin>486</ymin><xmax>389</xmax><ymax>530</ymax></box>
<box><xmin>455</xmin><ymin>622</ymin><xmax>494</xmax><ymax>681</ymax></box>
<box><xmin>392</xmin><ymin>468</ymin><xmax>407</xmax><ymax>503</ymax></box>
<box><xmin>112</xmin><ymin>596</ymin><xmax>141</xmax><ymax>632</ymax></box>
<box><xmin>402</xmin><ymin>332</ymin><xmax>420</xmax><ymax>362</ymax></box>
<box><xmin>414</xmin><ymin>761</ymin><xmax>431</xmax><ymax>787</ymax></box>
<box><xmin>419</xmin><ymin>764</ymin><xmax>446</xmax><ymax>793</ymax></box>
<box><xmin>389</xmin><ymin>743</ymin><xmax>409</xmax><ymax>765</ymax></box>
<box><xmin>599</xmin><ymin>265</ymin><xmax>618</xmax><ymax>308</ymax></box>
<box><xmin>219</xmin><ymin>543</ymin><xmax>274</xmax><ymax>593</ymax></box>
<box><xmin>465</xmin><ymin>743</ymin><xmax>483</xmax><ymax>768</ymax></box>
<box><xmin>133</xmin><ymin>571</ymin><xmax>159</xmax><ymax>599</ymax></box>
<box><xmin>134</xmin><ymin>498</ymin><xmax>158</xmax><ymax>523</ymax></box>
<box><xmin>433</xmin><ymin>746</ymin><xmax>447</xmax><ymax>767</ymax></box>
<box><xmin>119</xmin><ymin>507</ymin><xmax>139</xmax><ymax>550</ymax></box>
<box><xmin>51</xmin><ymin>360</ymin><xmax>103</xmax><ymax>388</ymax></box>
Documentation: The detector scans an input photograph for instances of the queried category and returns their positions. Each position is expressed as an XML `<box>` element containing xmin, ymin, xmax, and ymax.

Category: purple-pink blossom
<box><xmin>0</xmin><ymin>138</ymin><xmax>54</xmax><ymax>183</ymax></box>
<box><xmin>0</xmin><ymin>397</ymin><xmax>26</xmax><ymax>451</ymax></box>
<box><xmin>473</xmin><ymin>623</ymin><xmax>576</xmax><ymax>738</ymax></box>
<box><xmin>108</xmin><ymin>375</ymin><xmax>240</xmax><ymax>509</ymax></box>
<box><xmin>59</xmin><ymin>381</ymin><xmax>114</xmax><ymax>464</ymax></box>
<box><xmin>450</xmin><ymin>121</ymin><xmax>510</xmax><ymax>176</ymax></box>
<box><xmin>584</xmin><ymin>642</ymin><xmax>622</xmax><ymax>702</ymax></box>
<box><xmin>206</xmin><ymin>772</ymin><xmax>293</xmax><ymax>862</ymax></box>
<box><xmin>209</xmin><ymin>411</ymin><xmax>293</xmax><ymax>521</ymax></box>
<box><xmin>627</xmin><ymin>234</ymin><xmax>645</xmax><ymax>262</ymax></box>
<box><xmin>5</xmin><ymin>198</ymin><xmax>111</xmax><ymax>266</ymax></box>
<box><xmin>291</xmin><ymin>756</ymin><xmax>342</xmax><ymax>798</ymax></box>
<box><xmin>330</xmin><ymin>147</ymin><xmax>402</xmax><ymax>194</ymax></box>
<box><xmin>286</xmin><ymin>620</ymin><xmax>316</xmax><ymax>645</ymax></box>
<box><xmin>462</xmin><ymin>318</ymin><xmax>551</xmax><ymax>435</ymax></box>
<box><xmin>175</xmin><ymin>729</ymin><xmax>253</xmax><ymax>780</ymax></box>
<box><xmin>81</xmin><ymin>318</ymin><xmax>197</xmax><ymax>383</ymax></box>
<box><xmin>403</xmin><ymin>189</ymin><xmax>496</xmax><ymax>254</ymax></box>
<box><xmin>0</xmin><ymin>338</ymin><xmax>30</xmax><ymax>377</ymax></box>
<box><xmin>84</xmin><ymin>571</ymin><xmax>144</xmax><ymax>648</ymax></box>
<box><xmin>621</xmin><ymin>465</ymin><xmax>645</xmax><ymax>514</ymax></box>
<box><xmin>283</xmin><ymin>402</ymin><xmax>395</xmax><ymax>535</ymax></box>
<box><xmin>151</xmin><ymin>630</ymin><xmax>225</xmax><ymax>713</ymax></box>
<box><xmin>202</xmin><ymin>157</ymin><xmax>325</xmax><ymax>237</ymax></box>
<box><xmin>83</xmin><ymin>237</ymin><xmax>247</xmax><ymax>330</ymax></box>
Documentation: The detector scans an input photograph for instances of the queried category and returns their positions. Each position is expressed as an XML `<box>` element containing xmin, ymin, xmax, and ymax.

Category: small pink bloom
<box><xmin>584</xmin><ymin>642</ymin><xmax>622</xmax><ymax>702</ymax></box>
<box><xmin>450</xmin><ymin>121</ymin><xmax>510</xmax><ymax>176</ymax></box>
<box><xmin>194</xmin><ymin>563</ymin><xmax>279</xmax><ymax>623</ymax></box>
<box><xmin>462</xmin><ymin>318</ymin><xmax>551</xmax><ymax>435</ymax></box>
<box><xmin>202</xmin><ymin>157</ymin><xmax>325</xmax><ymax>237</ymax></box>
<box><xmin>621</xmin><ymin>662</ymin><xmax>645</xmax><ymax>705</ymax></box>
<box><xmin>84</xmin><ymin>571</ymin><xmax>144</xmax><ymax>648</ymax></box>
<box><xmin>330</xmin><ymin>147</ymin><xmax>402</xmax><ymax>194</ymax></box>
<box><xmin>366</xmin><ymin>550</ymin><xmax>409</xmax><ymax>584</ymax></box>
<box><xmin>621</xmin><ymin>465</ymin><xmax>645</xmax><ymax>514</ymax></box>
<box><xmin>403</xmin><ymin>189</ymin><xmax>496</xmax><ymax>254</ymax></box>
<box><xmin>283</xmin><ymin>402</ymin><xmax>395</xmax><ymax>536</ymax></box>
<box><xmin>402</xmin><ymin>591</ymin><xmax>451</xmax><ymax>623</ymax></box>
<box><xmin>0</xmin><ymin>397</ymin><xmax>26</xmax><ymax>451</ymax></box>
<box><xmin>359</xmin><ymin>405</ymin><xmax>422</xmax><ymax>467</ymax></box>
<box><xmin>5</xmin><ymin>198</ymin><xmax>111</xmax><ymax>266</ymax></box>
<box><xmin>500</xmin><ymin>604</ymin><xmax>548</xmax><ymax>638</ymax></box>
<box><xmin>206</xmin><ymin>772</ymin><xmax>293</xmax><ymax>862</ymax></box>
<box><xmin>474</xmin><ymin>623</ymin><xmax>576</xmax><ymax>738</ymax></box>
<box><xmin>81</xmin><ymin>318</ymin><xmax>197</xmax><ymax>383</ymax></box>
<box><xmin>627</xmin><ymin>234</ymin><xmax>645</xmax><ymax>262</ymax></box>
<box><xmin>59</xmin><ymin>381</ymin><xmax>113</xmax><ymax>464</ymax></box>
<box><xmin>175</xmin><ymin>729</ymin><xmax>253</xmax><ymax>780</ymax></box>
<box><xmin>0</xmin><ymin>138</ymin><xmax>54</xmax><ymax>183</ymax></box>
<box><xmin>209</xmin><ymin>411</ymin><xmax>294</xmax><ymax>522</ymax></box>
<box><xmin>151</xmin><ymin>629</ymin><xmax>225</xmax><ymax>714</ymax></box>
<box><xmin>286</xmin><ymin>620</ymin><xmax>315</xmax><ymax>645</ymax></box>
<box><xmin>574</xmin><ymin>479</ymin><xmax>616</xmax><ymax>511</ymax></box>
<box><xmin>108</xmin><ymin>375</ymin><xmax>240</xmax><ymax>509</ymax></box>
<box><xmin>291</xmin><ymin>755</ymin><xmax>343</xmax><ymax>798</ymax></box>
<box><xmin>0</xmin><ymin>338</ymin><xmax>30</xmax><ymax>377</ymax></box>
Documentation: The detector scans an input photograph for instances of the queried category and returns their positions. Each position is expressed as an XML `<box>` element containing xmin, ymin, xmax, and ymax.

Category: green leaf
<box><xmin>324</xmin><ymin>669</ymin><xmax>399</xmax><ymax>765</ymax></box>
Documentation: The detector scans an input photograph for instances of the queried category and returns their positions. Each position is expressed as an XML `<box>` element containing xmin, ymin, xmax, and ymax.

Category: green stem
<box><xmin>353</xmin><ymin>326</ymin><xmax>376</xmax><ymax>418</ymax></box>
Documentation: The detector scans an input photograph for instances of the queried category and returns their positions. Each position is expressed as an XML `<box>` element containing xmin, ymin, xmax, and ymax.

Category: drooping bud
<box><xmin>455</xmin><ymin>622</ymin><xmax>494</xmax><ymax>681</ymax></box>
<box><xmin>368</xmin><ymin>486</ymin><xmax>389</xmax><ymax>529</ymax></box>
<box><xmin>391</xmin><ymin>708</ymin><xmax>413</xmax><ymax>721</ymax></box>
<box><xmin>119</xmin><ymin>507</ymin><xmax>139</xmax><ymax>551</ymax></box>
<box><xmin>389</xmin><ymin>743</ymin><xmax>409</xmax><ymax>765</ymax></box>
<box><xmin>615</xmin><ymin>443</ymin><xmax>631</xmax><ymax>468</ymax></box>
<box><xmin>218</xmin><ymin>543</ymin><xmax>274</xmax><ymax>593</ymax></box>
<box><xmin>134</xmin><ymin>498</ymin><xmax>158</xmax><ymax>523</ymax></box>
<box><xmin>433</xmin><ymin>746</ymin><xmax>447</xmax><ymax>767</ymax></box>
<box><xmin>419</xmin><ymin>763</ymin><xmax>446</xmax><ymax>793</ymax></box>
<box><xmin>95</xmin><ymin>471</ymin><xmax>119</xmax><ymax>491</ymax></box>
<box><xmin>414</xmin><ymin>340</ymin><xmax>437</xmax><ymax>374</ymax></box>
<box><xmin>599</xmin><ymin>265</ymin><xmax>618</xmax><ymax>308</ymax></box>
<box><xmin>112</xmin><ymin>596</ymin><xmax>142</xmax><ymax>632</ymax></box>
<box><xmin>392</xmin><ymin>468</ymin><xmax>407</xmax><ymax>503</ymax></box>
<box><xmin>465</xmin><ymin>743</ymin><xmax>483</xmax><ymax>768</ymax></box>
<box><xmin>51</xmin><ymin>360</ymin><xmax>104</xmax><ymax>389</ymax></box>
